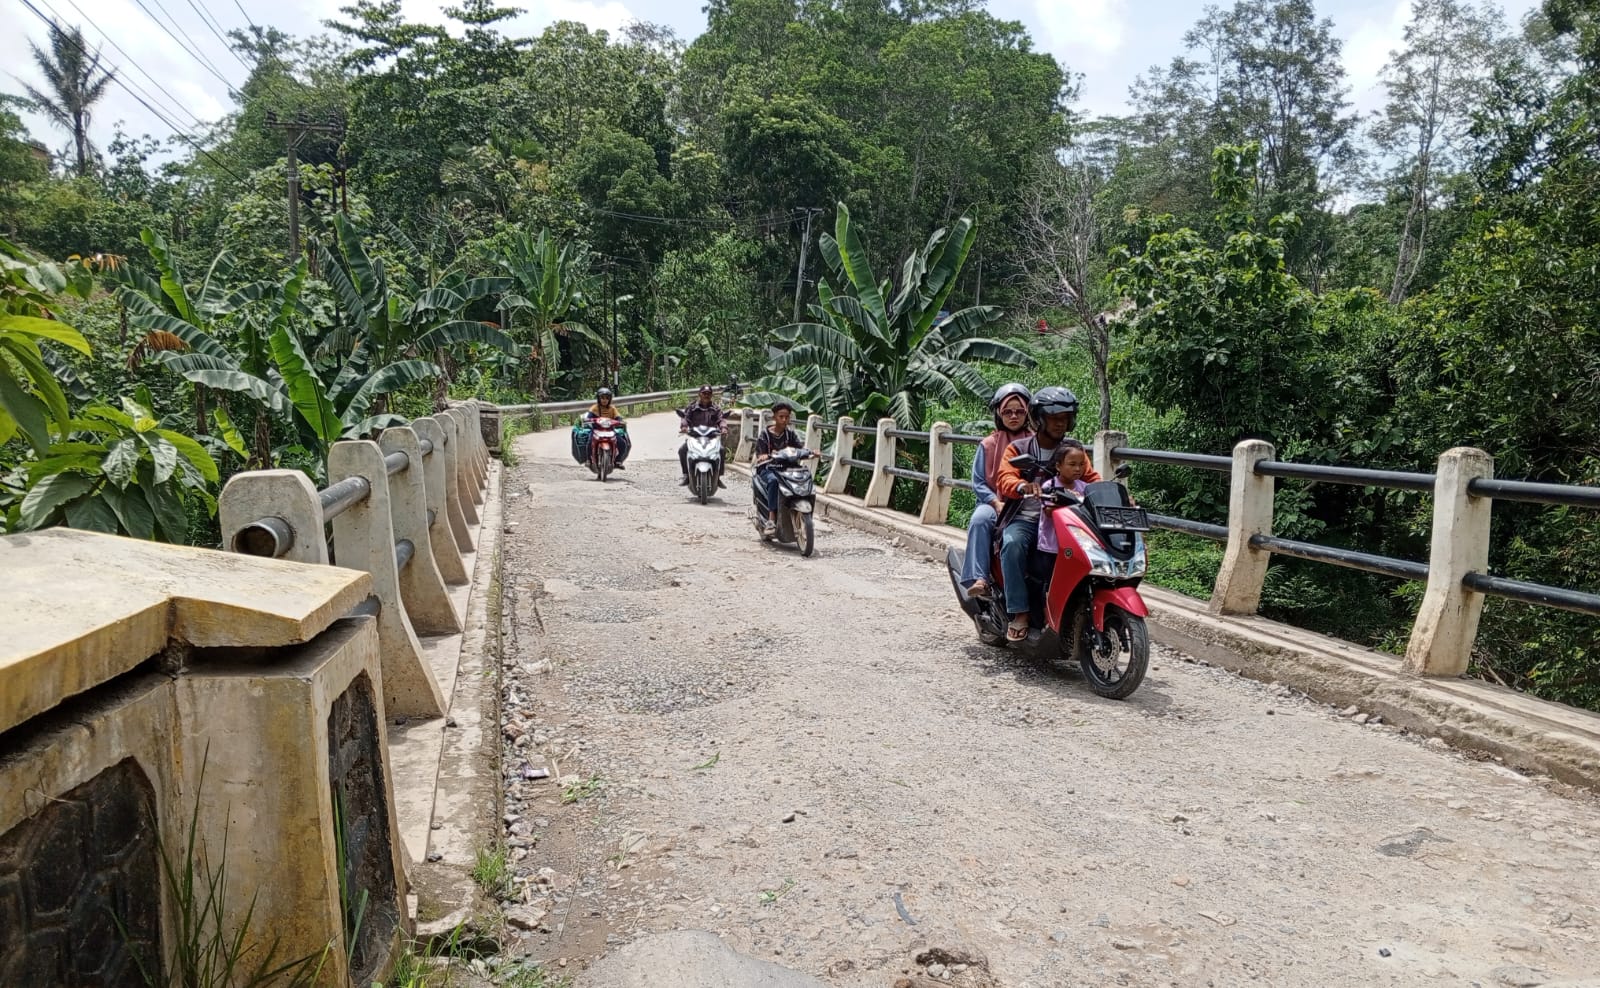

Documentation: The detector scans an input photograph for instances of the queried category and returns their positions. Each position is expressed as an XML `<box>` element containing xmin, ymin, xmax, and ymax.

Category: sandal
<box><xmin>968</xmin><ymin>579</ymin><xmax>990</xmax><ymax>599</ymax></box>
<box><xmin>1006</xmin><ymin>615</ymin><xmax>1029</xmax><ymax>642</ymax></box>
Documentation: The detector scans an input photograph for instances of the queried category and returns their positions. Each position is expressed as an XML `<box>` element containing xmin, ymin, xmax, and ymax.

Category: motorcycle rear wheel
<box><xmin>1074</xmin><ymin>606</ymin><xmax>1149</xmax><ymax>700</ymax></box>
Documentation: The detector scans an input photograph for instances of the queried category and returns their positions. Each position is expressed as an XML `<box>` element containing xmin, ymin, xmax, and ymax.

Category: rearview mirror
<box><xmin>1115</xmin><ymin>463</ymin><xmax>1132</xmax><ymax>480</ymax></box>
<box><xmin>1008</xmin><ymin>454</ymin><xmax>1038</xmax><ymax>472</ymax></box>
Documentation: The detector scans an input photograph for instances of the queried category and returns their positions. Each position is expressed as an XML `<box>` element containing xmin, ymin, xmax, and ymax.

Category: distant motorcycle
<box><xmin>588</xmin><ymin>417</ymin><xmax>620</xmax><ymax>482</ymax></box>
<box><xmin>681</xmin><ymin>418</ymin><xmax>726</xmax><ymax>504</ymax></box>
<box><xmin>945</xmin><ymin>458</ymin><xmax>1151</xmax><ymax>699</ymax></box>
<box><xmin>751</xmin><ymin>447</ymin><xmax>817</xmax><ymax>557</ymax></box>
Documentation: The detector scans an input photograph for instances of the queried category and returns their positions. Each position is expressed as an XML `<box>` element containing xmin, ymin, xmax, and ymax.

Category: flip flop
<box><xmin>1006</xmin><ymin>617</ymin><xmax>1029</xmax><ymax>642</ymax></box>
<box><xmin>968</xmin><ymin>579</ymin><xmax>990</xmax><ymax>599</ymax></box>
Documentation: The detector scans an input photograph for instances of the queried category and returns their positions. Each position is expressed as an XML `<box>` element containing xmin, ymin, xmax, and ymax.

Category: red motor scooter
<box><xmin>945</xmin><ymin>456</ymin><xmax>1152</xmax><ymax>699</ymax></box>
<box><xmin>588</xmin><ymin>416</ymin><xmax>620</xmax><ymax>482</ymax></box>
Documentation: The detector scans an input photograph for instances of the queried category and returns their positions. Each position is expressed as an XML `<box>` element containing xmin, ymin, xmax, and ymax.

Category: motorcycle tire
<box><xmin>796</xmin><ymin>509</ymin><xmax>814</xmax><ymax>558</ymax></box>
<box><xmin>597</xmin><ymin>448</ymin><xmax>613</xmax><ymax>482</ymax></box>
<box><xmin>1076</xmin><ymin>606</ymin><xmax>1149</xmax><ymax>700</ymax></box>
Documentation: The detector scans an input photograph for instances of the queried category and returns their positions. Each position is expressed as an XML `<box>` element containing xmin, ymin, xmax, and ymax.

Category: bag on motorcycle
<box><xmin>571</xmin><ymin>425</ymin><xmax>592</xmax><ymax>464</ymax></box>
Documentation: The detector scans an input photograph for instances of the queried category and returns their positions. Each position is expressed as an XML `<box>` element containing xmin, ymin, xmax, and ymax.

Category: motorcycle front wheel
<box><xmin>1075</xmin><ymin>606</ymin><xmax>1149</xmax><ymax>700</ymax></box>
<box><xmin>794</xmin><ymin>509</ymin><xmax>814</xmax><ymax>557</ymax></box>
<box><xmin>597</xmin><ymin>448</ymin><xmax>613</xmax><ymax>482</ymax></box>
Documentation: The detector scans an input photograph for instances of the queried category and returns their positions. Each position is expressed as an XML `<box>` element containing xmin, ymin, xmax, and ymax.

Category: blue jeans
<box><xmin>961</xmin><ymin>502</ymin><xmax>999</xmax><ymax>587</ymax></box>
<box><xmin>1000</xmin><ymin>522</ymin><xmax>1037</xmax><ymax>616</ymax></box>
<box><xmin>758</xmin><ymin>467</ymin><xmax>781</xmax><ymax>517</ymax></box>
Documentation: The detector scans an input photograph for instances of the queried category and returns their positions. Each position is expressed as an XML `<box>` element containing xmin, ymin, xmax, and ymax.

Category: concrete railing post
<box><xmin>1095</xmin><ymin>430</ymin><xmax>1128</xmax><ymax>479</ymax></box>
<box><xmin>1405</xmin><ymin>447</ymin><xmax>1495</xmax><ymax>677</ymax></box>
<box><xmin>379</xmin><ymin>426</ymin><xmax>462</xmax><ymax>635</ymax></box>
<box><xmin>218</xmin><ymin>469</ymin><xmax>328</xmax><ymax>564</ymax></box>
<box><xmin>411</xmin><ymin>417</ymin><xmax>469</xmax><ymax>585</ymax></box>
<box><xmin>864</xmin><ymin>417</ymin><xmax>898</xmax><ymax>507</ymax></box>
<box><xmin>434</xmin><ymin>412</ymin><xmax>478</xmax><ymax>537</ymax></box>
<box><xmin>1210</xmin><ymin>439</ymin><xmax>1276</xmax><ymax>616</ymax></box>
<box><xmin>803</xmin><ymin>415</ymin><xmax>824</xmax><ymax>478</ymax></box>
<box><xmin>921</xmin><ymin>422</ymin><xmax>954</xmax><ymax>525</ymax></box>
<box><xmin>824</xmin><ymin>416</ymin><xmax>856</xmax><ymax>495</ymax></box>
<box><xmin>327</xmin><ymin>440</ymin><xmax>445</xmax><ymax>719</ymax></box>
<box><xmin>735</xmin><ymin>410</ymin><xmax>759</xmax><ymax>463</ymax></box>
<box><xmin>449</xmin><ymin>408</ymin><xmax>485</xmax><ymax>504</ymax></box>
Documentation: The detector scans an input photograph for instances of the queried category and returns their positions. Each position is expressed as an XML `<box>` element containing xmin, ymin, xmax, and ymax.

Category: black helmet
<box><xmin>698</xmin><ymin>384</ymin><xmax>714</xmax><ymax>396</ymax></box>
<box><xmin>596</xmin><ymin>387</ymin><xmax>613</xmax><ymax>400</ymax></box>
<box><xmin>989</xmin><ymin>382</ymin><xmax>1032</xmax><ymax>428</ymax></box>
<box><xmin>1029</xmin><ymin>386</ymin><xmax>1079</xmax><ymax>427</ymax></box>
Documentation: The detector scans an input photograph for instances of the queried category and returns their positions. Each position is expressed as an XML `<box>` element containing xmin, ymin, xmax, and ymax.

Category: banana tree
<box><xmin>753</xmin><ymin>203</ymin><xmax>1033</xmax><ymax>427</ymax></box>
<box><xmin>495</xmin><ymin>228</ymin><xmax>607</xmax><ymax>397</ymax></box>
<box><xmin>320</xmin><ymin>215</ymin><xmax>516</xmax><ymax>410</ymax></box>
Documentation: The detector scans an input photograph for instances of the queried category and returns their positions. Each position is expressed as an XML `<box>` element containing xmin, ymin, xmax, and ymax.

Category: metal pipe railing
<box><xmin>1462</xmin><ymin>572</ymin><xmax>1600</xmax><ymax>617</ymax></box>
<box><xmin>941</xmin><ymin>433</ymin><xmax>984</xmax><ymax>445</ymax></box>
<box><xmin>885</xmin><ymin>466</ymin><xmax>930</xmax><ymax>482</ymax></box>
<box><xmin>1255</xmin><ymin>460</ymin><xmax>1435</xmax><ymax>493</ymax></box>
<box><xmin>841</xmin><ymin>457</ymin><xmax>875</xmax><ymax>471</ymax></box>
<box><xmin>1250</xmin><ymin>533</ymin><xmax>1429</xmax><ymax>582</ymax></box>
<box><xmin>383</xmin><ymin>450</ymin><xmax>410</xmax><ymax>476</ymax></box>
<box><xmin>936</xmin><ymin>475</ymin><xmax>975</xmax><ymax>491</ymax></box>
<box><xmin>319</xmin><ymin>476</ymin><xmax>371</xmax><ymax>520</ymax></box>
<box><xmin>395</xmin><ymin>538</ymin><xmax>414</xmax><ymax>571</ymax></box>
<box><xmin>1468</xmin><ymin>477</ymin><xmax>1600</xmax><ymax>508</ymax></box>
<box><xmin>842</xmin><ymin>424</ymin><xmax>877</xmax><ymax>436</ymax></box>
<box><xmin>1112</xmin><ymin>447</ymin><xmax>1232</xmax><ymax>473</ymax></box>
<box><xmin>1148</xmin><ymin>513</ymin><xmax>1228</xmax><ymax>542</ymax></box>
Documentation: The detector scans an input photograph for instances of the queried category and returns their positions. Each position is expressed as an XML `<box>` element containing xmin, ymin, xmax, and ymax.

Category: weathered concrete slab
<box><xmin>579</xmin><ymin>931</ymin><xmax>829</xmax><ymax>988</ymax></box>
<box><xmin>0</xmin><ymin>528</ymin><xmax>370</xmax><ymax>734</ymax></box>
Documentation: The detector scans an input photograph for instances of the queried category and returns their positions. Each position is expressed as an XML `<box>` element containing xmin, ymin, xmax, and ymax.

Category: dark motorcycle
<box><xmin>751</xmin><ymin>447</ymin><xmax>817</xmax><ymax>557</ymax></box>
<box><xmin>946</xmin><ymin>458</ymin><xmax>1152</xmax><ymax>699</ymax></box>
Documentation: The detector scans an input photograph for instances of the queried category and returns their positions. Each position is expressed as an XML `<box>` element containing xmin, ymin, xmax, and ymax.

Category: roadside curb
<box><xmin>728</xmin><ymin>463</ymin><xmax>1600</xmax><ymax>793</ymax></box>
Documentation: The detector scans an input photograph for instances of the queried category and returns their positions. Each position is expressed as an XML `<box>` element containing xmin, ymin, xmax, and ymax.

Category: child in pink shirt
<box><xmin>1037</xmin><ymin>441</ymin><xmax>1091</xmax><ymax>555</ymax></box>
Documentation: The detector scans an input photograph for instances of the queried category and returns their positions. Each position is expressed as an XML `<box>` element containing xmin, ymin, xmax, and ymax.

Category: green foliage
<box><xmin>757</xmin><ymin>203</ymin><xmax>1032</xmax><ymax>427</ymax></box>
<box><xmin>4</xmin><ymin>393</ymin><xmax>218</xmax><ymax>541</ymax></box>
<box><xmin>1111</xmin><ymin>144</ymin><xmax>1318</xmax><ymax>452</ymax></box>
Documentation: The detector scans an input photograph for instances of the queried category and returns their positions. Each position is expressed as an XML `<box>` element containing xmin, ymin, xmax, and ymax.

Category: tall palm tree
<box><xmin>23</xmin><ymin>21</ymin><xmax>115</xmax><ymax>177</ymax></box>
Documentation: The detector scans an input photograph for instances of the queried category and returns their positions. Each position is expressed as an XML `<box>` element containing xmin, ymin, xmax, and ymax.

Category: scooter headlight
<box><xmin>1071</xmin><ymin>530</ymin><xmax>1147</xmax><ymax>579</ymax></box>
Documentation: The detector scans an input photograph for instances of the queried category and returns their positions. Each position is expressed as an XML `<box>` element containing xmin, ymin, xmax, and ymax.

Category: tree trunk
<box><xmin>1095</xmin><ymin>325</ymin><xmax>1112</xmax><ymax>435</ymax></box>
<box><xmin>252</xmin><ymin>408</ymin><xmax>273</xmax><ymax>469</ymax></box>
<box><xmin>194</xmin><ymin>384</ymin><xmax>207</xmax><ymax>435</ymax></box>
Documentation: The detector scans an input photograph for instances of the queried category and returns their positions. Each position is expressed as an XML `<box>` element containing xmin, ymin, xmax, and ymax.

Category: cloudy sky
<box><xmin>2</xmin><ymin>0</ymin><xmax>1543</xmax><ymax>159</ymax></box>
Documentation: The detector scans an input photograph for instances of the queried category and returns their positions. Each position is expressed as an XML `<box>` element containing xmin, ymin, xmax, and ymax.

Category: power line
<box><xmin>184</xmin><ymin>0</ymin><xmax>253</xmax><ymax>72</ymax></box>
<box><xmin>50</xmin><ymin>0</ymin><xmax>216</xmax><ymax>133</ymax></box>
<box><xmin>126</xmin><ymin>0</ymin><xmax>236</xmax><ymax>89</ymax></box>
<box><xmin>231</xmin><ymin>0</ymin><xmax>257</xmax><ymax>30</ymax></box>
<box><xmin>16</xmin><ymin>0</ymin><xmax>249</xmax><ymax>184</ymax></box>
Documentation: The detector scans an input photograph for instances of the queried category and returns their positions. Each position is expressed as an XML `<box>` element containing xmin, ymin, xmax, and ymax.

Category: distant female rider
<box><xmin>959</xmin><ymin>383</ymin><xmax>1034</xmax><ymax>600</ymax></box>
<box><xmin>583</xmin><ymin>387</ymin><xmax>631</xmax><ymax>468</ymax></box>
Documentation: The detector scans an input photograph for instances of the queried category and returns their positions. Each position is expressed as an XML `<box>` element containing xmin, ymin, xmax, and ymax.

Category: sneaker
<box><xmin>614</xmin><ymin>462</ymin><xmax>626</xmax><ymax>470</ymax></box>
<box><xmin>679</xmin><ymin>475</ymin><xmax>689</xmax><ymax>486</ymax></box>
<box><xmin>717</xmin><ymin>477</ymin><xmax>727</xmax><ymax>489</ymax></box>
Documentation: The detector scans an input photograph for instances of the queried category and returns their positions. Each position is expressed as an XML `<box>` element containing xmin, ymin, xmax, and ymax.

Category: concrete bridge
<box><xmin>4</xmin><ymin>393</ymin><xmax>1600</xmax><ymax>987</ymax></box>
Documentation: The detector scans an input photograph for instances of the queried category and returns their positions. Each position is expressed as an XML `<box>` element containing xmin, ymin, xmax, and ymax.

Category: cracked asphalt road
<box><xmin>492</xmin><ymin>412</ymin><xmax>1600</xmax><ymax>988</ymax></box>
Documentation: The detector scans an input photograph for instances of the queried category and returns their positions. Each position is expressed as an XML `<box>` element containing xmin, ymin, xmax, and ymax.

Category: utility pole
<box><xmin>792</xmin><ymin>207</ymin><xmax>821</xmax><ymax>323</ymax></box>
<box><xmin>264</xmin><ymin>111</ymin><xmax>342</xmax><ymax>264</ymax></box>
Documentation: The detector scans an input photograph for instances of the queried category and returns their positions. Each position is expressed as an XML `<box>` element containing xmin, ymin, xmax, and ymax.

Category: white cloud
<box><xmin>530</xmin><ymin>0</ymin><xmax>637</xmax><ymax>34</ymax></box>
<box><xmin>1034</xmin><ymin>0</ymin><xmax>1127</xmax><ymax>58</ymax></box>
<box><xmin>1341</xmin><ymin>0</ymin><xmax>1411</xmax><ymax>115</ymax></box>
